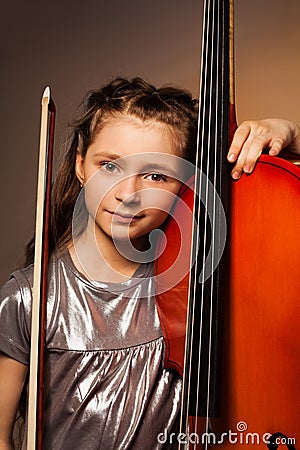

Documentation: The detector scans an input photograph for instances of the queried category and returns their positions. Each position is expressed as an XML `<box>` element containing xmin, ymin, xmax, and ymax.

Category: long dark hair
<box><xmin>24</xmin><ymin>77</ymin><xmax>198</xmax><ymax>266</ymax></box>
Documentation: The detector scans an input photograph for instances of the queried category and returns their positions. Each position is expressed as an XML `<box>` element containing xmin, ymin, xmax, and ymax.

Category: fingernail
<box><xmin>232</xmin><ymin>171</ymin><xmax>241</xmax><ymax>180</ymax></box>
<box><xmin>244</xmin><ymin>165</ymin><xmax>252</xmax><ymax>173</ymax></box>
<box><xmin>228</xmin><ymin>153</ymin><xmax>236</xmax><ymax>162</ymax></box>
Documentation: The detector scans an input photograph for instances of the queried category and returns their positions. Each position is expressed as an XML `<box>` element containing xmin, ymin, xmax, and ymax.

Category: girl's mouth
<box><xmin>108</xmin><ymin>211</ymin><xmax>144</xmax><ymax>224</ymax></box>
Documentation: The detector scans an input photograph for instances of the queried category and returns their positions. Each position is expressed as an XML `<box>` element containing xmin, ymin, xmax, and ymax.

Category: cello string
<box><xmin>188</xmin><ymin>0</ymin><xmax>216</xmax><ymax>445</ymax></box>
<box><xmin>203</xmin><ymin>1</ymin><xmax>228</xmax><ymax>443</ymax></box>
<box><xmin>193</xmin><ymin>0</ymin><xmax>223</xmax><ymax>446</ymax></box>
<box><xmin>180</xmin><ymin>0</ymin><xmax>224</xmax><ymax>445</ymax></box>
<box><xmin>191</xmin><ymin>0</ymin><xmax>213</xmax><ymax>441</ymax></box>
<box><xmin>196</xmin><ymin>0</ymin><xmax>217</xmax><ymax>443</ymax></box>
<box><xmin>200</xmin><ymin>0</ymin><xmax>220</xmax><ymax>443</ymax></box>
<box><xmin>178</xmin><ymin>0</ymin><xmax>210</xmax><ymax>445</ymax></box>
<box><xmin>203</xmin><ymin>0</ymin><xmax>221</xmax><ymax>441</ymax></box>
<box><xmin>194</xmin><ymin>0</ymin><xmax>216</xmax><ymax>443</ymax></box>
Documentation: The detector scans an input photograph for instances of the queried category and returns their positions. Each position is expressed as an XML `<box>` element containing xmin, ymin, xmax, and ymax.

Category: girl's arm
<box><xmin>227</xmin><ymin>118</ymin><xmax>300</xmax><ymax>179</ymax></box>
<box><xmin>0</xmin><ymin>353</ymin><xmax>27</xmax><ymax>450</ymax></box>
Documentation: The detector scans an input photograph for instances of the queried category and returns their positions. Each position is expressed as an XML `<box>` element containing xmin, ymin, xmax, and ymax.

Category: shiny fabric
<box><xmin>0</xmin><ymin>252</ymin><xmax>182</xmax><ymax>449</ymax></box>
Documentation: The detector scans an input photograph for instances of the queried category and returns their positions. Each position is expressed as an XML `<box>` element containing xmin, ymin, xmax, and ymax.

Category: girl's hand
<box><xmin>227</xmin><ymin>118</ymin><xmax>300</xmax><ymax>179</ymax></box>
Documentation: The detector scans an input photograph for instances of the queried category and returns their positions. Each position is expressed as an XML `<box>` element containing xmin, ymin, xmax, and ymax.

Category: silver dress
<box><xmin>0</xmin><ymin>251</ymin><xmax>182</xmax><ymax>449</ymax></box>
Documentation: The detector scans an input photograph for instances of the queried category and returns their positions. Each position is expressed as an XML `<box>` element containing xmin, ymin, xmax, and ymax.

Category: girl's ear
<box><xmin>75</xmin><ymin>152</ymin><xmax>85</xmax><ymax>186</ymax></box>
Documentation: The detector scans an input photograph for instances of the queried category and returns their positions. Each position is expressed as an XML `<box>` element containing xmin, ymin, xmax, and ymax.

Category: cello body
<box><xmin>211</xmin><ymin>154</ymin><xmax>300</xmax><ymax>447</ymax></box>
<box><xmin>155</xmin><ymin>153</ymin><xmax>300</xmax><ymax>447</ymax></box>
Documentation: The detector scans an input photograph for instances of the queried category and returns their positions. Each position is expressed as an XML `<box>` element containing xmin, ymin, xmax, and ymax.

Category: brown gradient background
<box><xmin>0</xmin><ymin>0</ymin><xmax>299</xmax><ymax>286</ymax></box>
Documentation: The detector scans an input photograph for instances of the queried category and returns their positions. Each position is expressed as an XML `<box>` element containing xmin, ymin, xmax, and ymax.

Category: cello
<box><xmin>154</xmin><ymin>0</ymin><xmax>300</xmax><ymax>448</ymax></box>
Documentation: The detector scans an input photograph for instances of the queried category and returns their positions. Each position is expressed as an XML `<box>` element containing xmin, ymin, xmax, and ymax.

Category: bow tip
<box><xmin>42</xmin><ymin>86</ymin><xmax>51</xmax><ymax>103</ymax></box>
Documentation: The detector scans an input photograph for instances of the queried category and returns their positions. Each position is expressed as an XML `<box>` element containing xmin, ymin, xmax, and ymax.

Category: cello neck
<box><xmin>181</xmin><ymin>0</ymin><xmax>233</xmax><ymax>422</ymax></box>
<box><xmin>197</xmin><ymin>0</ymin><xmax>232</xmax><ymax>189</ymax></box>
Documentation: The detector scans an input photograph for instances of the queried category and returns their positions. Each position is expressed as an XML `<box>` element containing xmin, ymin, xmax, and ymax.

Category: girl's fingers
<box><xmin>234</xmin><ymin>136</ymin><xmax>285</xmax><ymax>177</ymax></box>
<box><xmin>230</xmin><ymin>145</ymin><xmax>249</xmax><ymax>179</ymax></box>
<box><xmin>227</xmin><ymin>119</ymin><xmax>300</xmax><ymax>179</ymax></box>
<box><xmin>268</xmin><ymin>138</ymin><xmax>284</xmax><ymax>156</ymax></box>
<box><xmin>237</xmin><ymin>134</ymin><xmax>269</xmax><ymax>174</ymax></box>
<box><xmin>227</xmin><ymin>122</ymin><xmax>251</xmax><ymax>163</ymax></box>
<box><xmin>230</xmin><ymin>132</ymin><xmax>267</xmax><ymax>179</ymax></box>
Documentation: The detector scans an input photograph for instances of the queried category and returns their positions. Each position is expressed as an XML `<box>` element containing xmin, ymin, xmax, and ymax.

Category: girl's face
<box><xmin>75</xmin><ymin>117</ymin><xmax>183</xmax><ymax>250</ymax></box>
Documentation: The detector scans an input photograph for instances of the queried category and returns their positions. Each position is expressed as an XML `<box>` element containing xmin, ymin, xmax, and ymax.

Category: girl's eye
<box><xmin>102</xmin><ymin>162</ymin><xmax>118</xmax><ymax>173</ymax></box>
<box><xmin>148</xmin><ymin>173</ymin><xmax>167</xmax><ymax>182</ymax></box>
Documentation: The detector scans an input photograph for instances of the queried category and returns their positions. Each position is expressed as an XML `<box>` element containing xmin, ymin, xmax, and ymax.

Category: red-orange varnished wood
<box><xmin>210</xmin><ymin>154</ymin><xmax>300</xmax><ymax>447</ymax></box>
<box><xmin>154</xmin><ymin>180</ymin><xmax>195</xmax><ymax>377</ymax></box>
<box><xmin>155</xmin><ymin>154</ymin><xmax>300</xmax><ymax>447</ymax></box>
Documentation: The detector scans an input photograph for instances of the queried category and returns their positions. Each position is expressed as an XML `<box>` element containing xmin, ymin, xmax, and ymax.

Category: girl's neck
<box><xmin>68</xmin><ymin>219</ymin><xmax>146</xmax><ymax>283</ymax></box>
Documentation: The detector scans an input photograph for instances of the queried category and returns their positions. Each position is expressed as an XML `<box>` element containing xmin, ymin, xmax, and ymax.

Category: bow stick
<box><xmin>27</xmin><ymin>87</ymin><xmax>56</xmax><ymax>450</ymax></box>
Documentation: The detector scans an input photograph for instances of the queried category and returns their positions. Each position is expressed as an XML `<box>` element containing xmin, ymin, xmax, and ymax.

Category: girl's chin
<box><xmin>110</xmin><ymin>233</ymin><xmax>149</xmax><ymax>250</ymax></box>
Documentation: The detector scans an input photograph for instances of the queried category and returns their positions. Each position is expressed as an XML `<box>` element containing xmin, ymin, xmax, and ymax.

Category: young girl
<box><xmin>0</xmin><ymin>77</ymin><xmax>299</xmax><ymax>450</ymax></box>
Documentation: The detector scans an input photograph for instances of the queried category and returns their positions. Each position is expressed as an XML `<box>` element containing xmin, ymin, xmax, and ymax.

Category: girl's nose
<box><xmin>114</xmin><ymin>176</ymin><xmax>141</xmax><ymax>204</ymax></box>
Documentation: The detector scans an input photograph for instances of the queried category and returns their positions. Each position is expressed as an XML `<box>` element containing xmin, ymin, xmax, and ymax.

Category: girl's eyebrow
<box><xmin>92</xmin><ymin>151</ymin><xmax>180</xmax><ymax>178</ymax></box>
<box><xmin>92</xmin><ymin>151</ymin><xmax>121</xmax><ymax>160</ymax></box>
<box><xmin>141</xmin><ymin>163</ymin><xmax>179</xmax><ymax>178</ymax></box>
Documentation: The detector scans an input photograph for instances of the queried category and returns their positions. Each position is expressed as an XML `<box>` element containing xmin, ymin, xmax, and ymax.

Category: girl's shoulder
<box><xmin>11</xmin><ymin>263</ymin><xmax>34</xmax><ymax>289</ymax></box>
<box><xmin>0</xmin><ymin>264</ymin><xmax>34</xmax><ymax>364</ymax></box>
<box><xmin>1</xmin><ymin>263</ymin><xmax>34</xmax><ymax>308</ymax></box>
<box><xmin>1</xmin><ymin>250</ymin><xmax>65</xmax><ymax>306</ymax></box>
